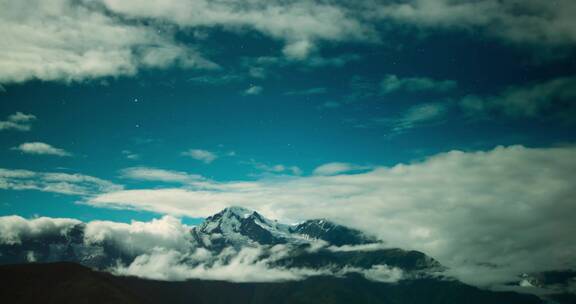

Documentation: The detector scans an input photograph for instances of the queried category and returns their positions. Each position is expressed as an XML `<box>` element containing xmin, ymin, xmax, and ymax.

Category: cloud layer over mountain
<box><xmin>88</xmin><ymin>145</ymin><xmax>576</xmax><ymax>287</ymax></box>
<box><xmin>0</xmin><ymin>214</ymin><xmax>408</xmax><ymax>283</ymax></box>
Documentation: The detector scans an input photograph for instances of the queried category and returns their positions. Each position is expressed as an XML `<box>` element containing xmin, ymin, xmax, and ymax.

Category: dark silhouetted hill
<box><xmin>0</xmin><ymin>262</ymin><xmax>545</xmax><ymax>304</ymax></box>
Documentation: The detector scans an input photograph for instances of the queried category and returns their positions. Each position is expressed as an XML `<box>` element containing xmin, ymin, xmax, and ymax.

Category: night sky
<box><xmin>1</xmin><ymin>0</ymin><xmax>576</xmax><ymax>288</ymax></box>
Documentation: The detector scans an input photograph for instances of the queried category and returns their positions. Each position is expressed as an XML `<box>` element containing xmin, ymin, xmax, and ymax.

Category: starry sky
<box><xmin>2</xmin><ymin>0</ymin><xmax>576</xmax><ymax>287</ymax></box>
<box><xmin>1</xmin><ymin>0</ymin><xmax>576</xmax><ymax>224</ymax></box>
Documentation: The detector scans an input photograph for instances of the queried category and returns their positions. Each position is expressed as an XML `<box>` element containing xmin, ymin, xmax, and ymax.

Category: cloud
<box><xmin>354</xmin><ymin>102</ymin><xmax>448</xmax><ymax>133</ymax></box>
<box><xmin>0</xmin><ymin>112</ymin><xmax>36</xmax><ymax>131</ymax></box>
<box><xmin>243</xmin><ymin>85</ymin><xmax>263</xmax><ymax>96</ymax></box>
<box><xmin>313</xmin><ymin>162</ymin><xmax>371</xmax><ymax>176</ymax></box>
<box><xmin>113</xmin><ymin>246</ymin><xmax>316</xmax><ymax>282</ymax></box>
<box><xmin>380</xmin><ymin>74</ymin><xmax>457</xmax><ymax>94</ymax></box>
<box><xmin>111</xmin><ymin>244</ymin><xmax>404</xmax><ymax>283</ymax></box>
<box><xmin>121</xmin><ymin>150</ymin><xmax>140</xmax><ymax>160</ymax></box>
<box><xmin>121</xmin><ymin>167</ymin><xmax>204</xmax><ymax>184</ymax></box>
<box><xmin>84</xmin><ymin>216</ymin><xmax>194</xmax><ymax>256</ymax></box>
<box><xmin>182</xmin><ymin>149</ymin><xmax>217</xmax><ymax>164</ymax></box>
<box><xmin>1</xmin><ymin>0</ymin><xmax>374</xmax><ymax>83</ymax></box>
<box><xmin>346</xmin><ymin>265</ymin><xmax>404</xmax><ymax>283</ymax></box>
<box><xmin>245</xmin><ymin>160</ymin><xmax>302</xmax><ymax>176</ymax></box>
<box><xmin>377</xmin><ymin>0</ymin><xmax>576</xmax><ymax>47</ymax></box>
<box><xmin>245</xmin><ymin>54</ymin><xmax>360</xmax><ymax>78</ymax></box>
<box><xmin>88</xmin><ymin>145</ymin><xmax>576</xmax><ymax>288</ymax></box>
<box><xmin>0</xmin><ymin>0</ymin><xmax>216</xmax><ymax>83</ymax></box>
<box><xmin>0</xmin><ymin>168</ymin><xmax>122</xmax><ymax>195</ymax></box>
<box><xmin>0</xmin><ymin>215</ymin><xmax>81</xmax><ymax>245</ymax></box>
<box><xmin>97</xmin><ymin>0</ymin><xmax>576</xmax><ymax>58</ymax></box>
<box><xmin>0</xmin><ymin>214</ymin><xmax>405</xmax><ymax>284</ymax></box>
<box><xmin>99</xmin><ymin>0</ymin><xmax>377</xmax><ymax>60</ymax></box>
<box><xmin>12</xmin><ymin>142</ymin><xmax>72</xmax><ymax>157</ymax></box>
<box><xmin>282</xmin><ymin>40</ymin><xmax>316</xmax><ymax>60</ymax></box>
<box><xmin>187</xmin><ymin>73</ymin><xmax>245</xmax><ymax>86</ymax></box>
<box><xmin>341</xmin><ymin>75</ymin><xmax>455</xmax><ymax>105</ymax></box>
<box><xmin>327</xmin><ymin>243</ymin><xmax>392</xmax><ymax>253</ymax></box>
<box><xmin>2</xmin><ymin>0</ymin><xmax>573</xmax><ymax>84</ymax></box>
<box><xmin>460</xmin><ymin>75</ymin><xmax>576</xmax><ymax>120</ymax></box>
<box><xmin>389</xmin><ymin>102</ymin><xmax>448</xmax><ymax>132</ymax></box>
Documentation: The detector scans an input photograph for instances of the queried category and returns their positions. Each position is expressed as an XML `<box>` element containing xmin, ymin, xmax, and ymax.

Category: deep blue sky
<box><xmin>1</xmin><ymin>0</ymin><xmax>575</xmax><ymax>224</ymax></box>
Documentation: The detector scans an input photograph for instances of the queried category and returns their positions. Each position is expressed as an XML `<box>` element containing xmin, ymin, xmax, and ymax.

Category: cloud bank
<box><xmin>89</xmin><ymin>145</ymin><xmax>576</xmax><ymax>287</ymax></box>
<box><xmin>378</xmin><ymin>0</ymin><xmax>576</xmax><ymax>47</ymax></box>
<box><xmin>0</xmin><ymin>215</ymin><xmax>405</xmax><ymax>284</ymax></box>
<box><xmin>0</xmin><ymin>0</ymin><xmax>216</xmax><ymax>83</ymax></box>
<box><xmin>2</xmin><ymin>0</ymin><xmax>575</xmax><ymax>83</ymax></box>
<box><xmin>0</xmin><ymin>215</ymin><xmax>81</xmax><ymax>245</ymax></box>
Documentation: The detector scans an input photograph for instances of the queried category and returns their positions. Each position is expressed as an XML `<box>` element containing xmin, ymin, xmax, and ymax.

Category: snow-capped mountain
<box><xmin>290</xmin><ymin>218</ymin><xmax>378</xmax><ymax>246</ymax></box>
<box><xmin>192</xmin><ymin>206</ymin><xmax>293</xmax><ymax>248</ymax></box>
<box><xmin>3</xmin><ymin>207</ymin><xmax>571</xmax><ymax>302</ymax></box>
<box><xmin>191</xmin><ymin>206</ymin><xmax>378</xmax><ymax>249</ymax></box>
<box><xmin>0</xmin><ymin>206</ymin><xmax>440</xmax><ymax>274</ymax></box>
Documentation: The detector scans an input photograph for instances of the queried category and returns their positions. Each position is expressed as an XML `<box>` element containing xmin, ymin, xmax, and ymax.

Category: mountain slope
<box><xmin>193</xmin><ymin>206</ymin><xmax>293</xmax><ymax>248</ymax></box>
<box><xmin>291</xmin><ymin>219</ymin><xmax>378</xmax><ymax>246</ymax></box>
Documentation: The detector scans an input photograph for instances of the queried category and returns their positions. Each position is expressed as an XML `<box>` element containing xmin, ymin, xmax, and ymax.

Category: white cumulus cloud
<box><xmin>0</xmin><ymin>0</ymin><xmax>217</xmax><ymax>83</ymax></box>
<box><xmin>0</xmin><ymin>215</ymin><xmax>81</xmax><ymax>245</ymax></box>
<box><xmin>12</xmin><ymin>142</ymin><xmax>72</xmax><ymax>157</ymax></box>
<box><xmin>182</xmin><ymin>149</ymin><xmax>218</xmax><ymax>164</ymax></box>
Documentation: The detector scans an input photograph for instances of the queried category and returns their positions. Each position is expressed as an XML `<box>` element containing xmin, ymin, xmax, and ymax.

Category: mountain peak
<box><xmin>196</xmin><ymin>206</ymin><xmax>291</xmax><ymax>247</ymax></box>
<box><xmin>220</xmin><ymin>206</ymin><xmax>255</xmax><ymax>218</ymax></box>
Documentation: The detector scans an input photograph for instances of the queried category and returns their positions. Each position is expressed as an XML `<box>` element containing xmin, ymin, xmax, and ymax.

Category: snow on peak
<box><xmin>222</xmin><ymin>206</ymin><xmax>254</xmax><ymax>219</ymax></box>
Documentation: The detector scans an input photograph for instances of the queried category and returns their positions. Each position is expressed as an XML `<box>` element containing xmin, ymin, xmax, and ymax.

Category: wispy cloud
<box><xmin>313</xmin><ymin>162</ymin><xmax>371</xmax><ymax>176</ymax></box>
<box><xmin>380</xmin><ymin>74</ymin><xmax>457</xmax><ymax>94</ymax></box>
<box><xmin>121</xmin><ymin>167</ymin><xmax>204</xmax><ymax>184</ymax></box>
<box><xmin>12</xmin><ymin>142</ymin><xmax>71</xmax><ymax>157</ymax></box>
<box><xmin>182</xmin><ymin>149</ymin><xmax>217</xmax><ymax>164</ymax></box>
<box><xmin>352</xmin><ymin>103</ymin><xmax>449</xmax><ymax>134</ymax></box>
<box><xmin>460</xmin><ymin>75</ymin><xmax>576</xmax><ymax>120</ymax></box>
<box><xmin>0</xmin><ymin>112</ymin><xmax>36</xmax><ymax>131</ymax></box>
<box><xmin>0</xmin><ymin>168</ymin><xmax>122</xmax><ymax>195</ymax></box>
<box><xmin>187</xmin><ymin>74</ymin><xmax>244</xmax><ymax>86</ymax></box>
<box><xmin>378</xmin><ymin>0</ymin><xmax>576</xmax><ymax>47</ymax></box>
<box><xmin>244</xmin><ymin>160</ymin><xmax>302</xmax><ymax>176</ymax></box>
<box><xmin>342</xmin><ymin>75</ymin><xmax>456</xmax><ymax>104</ymax></box>
<box><xmin>121</xmin><ymin>150</ymin><xmax>140</xmax><ymax>160</ymax></box>
<box><xmin>388</xmin><ymin>102</ymin><xmax>449</xmax><ymax>133</ymax></box>
<box><xmin>243</xmin><ymin>85</ymin><xmax>263</xmax><ymax>96</ymax></box>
